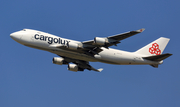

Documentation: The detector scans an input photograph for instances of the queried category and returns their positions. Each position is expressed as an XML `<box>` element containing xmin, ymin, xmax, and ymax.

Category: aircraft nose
<box><xmin>10</xmin><ymin>31</ymin><xmax>22</xmax><ymax>41</ymax></box>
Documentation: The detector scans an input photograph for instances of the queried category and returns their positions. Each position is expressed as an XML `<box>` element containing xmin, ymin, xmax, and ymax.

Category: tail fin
<box><xmin>135</xmin><ymin>37</ymin><xmax>170</xmax><ymax>56</ymax></box>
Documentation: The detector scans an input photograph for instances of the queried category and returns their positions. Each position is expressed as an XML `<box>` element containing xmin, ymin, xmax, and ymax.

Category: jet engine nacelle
<box><xmin>94</xmin><ymin>37</ymin><xmax>108</xmax><ymax>45</ymax></box>
<box><xmin>68</xmin><ymin>42</ymin><xmax>79</xmax><ymax>50</ymax></box>
<box><xmin>68</xmin><ymin>64</ymin><xmax>84</xmax><ymax>72</ymax></box>
<box><xmin>52</xmin><ymin>57</ymin><xmax>67</xmax><ymax>65</ymax></box>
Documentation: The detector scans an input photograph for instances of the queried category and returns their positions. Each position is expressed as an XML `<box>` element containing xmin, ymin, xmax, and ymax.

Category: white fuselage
<box><xmin>10</xmin><ymin>29</ymin><xmax>161</xmax><ymax>66</ymax></box>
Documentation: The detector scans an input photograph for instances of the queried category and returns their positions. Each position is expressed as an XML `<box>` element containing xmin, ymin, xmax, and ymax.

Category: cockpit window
<box><xmin>22</xmin><ymin>29</ymin><xmax>26</xmax><ymax>31</ymax></box>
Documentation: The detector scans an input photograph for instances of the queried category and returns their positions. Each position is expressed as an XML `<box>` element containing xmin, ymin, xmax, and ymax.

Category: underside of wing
<box><xmin>53</xmin><ymin>56</ymin><xmax>103</xmax><ymax>72</ymax></box>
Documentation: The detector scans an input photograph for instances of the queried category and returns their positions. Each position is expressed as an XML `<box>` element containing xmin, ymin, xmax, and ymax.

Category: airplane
<box><xmin>10</xmin><ymin>28</ymin><xmax>172</xmax><ymax>72</ymax></box>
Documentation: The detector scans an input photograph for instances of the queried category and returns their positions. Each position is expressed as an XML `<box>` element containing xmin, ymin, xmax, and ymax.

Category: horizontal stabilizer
<box><xmin>143</xmin><ymin>53</ymin><xmax>172</xmax><ymax>61</ymax></box>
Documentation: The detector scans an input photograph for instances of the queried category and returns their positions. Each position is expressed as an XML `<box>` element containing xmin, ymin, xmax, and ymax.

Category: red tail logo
<box><xmin>149</xmin><ymin>43</ymin><xmax>161</xmax><ymax>55</ymax></box>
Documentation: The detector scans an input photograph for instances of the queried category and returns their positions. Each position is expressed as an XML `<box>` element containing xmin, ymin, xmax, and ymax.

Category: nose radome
<box><xmin>10</xmin><ymin>31</ymin><xmax>22</xmax><ymax>40</ymax></box>
<box><xmin>10</xmin><ymin>32</ymin><xmax>18</xmax><ymax>38</ymax></box>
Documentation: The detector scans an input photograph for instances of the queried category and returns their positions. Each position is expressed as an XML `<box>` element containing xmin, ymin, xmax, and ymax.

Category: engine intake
<box><xmin>68</xmin><ymin>42</ymin><xmax>79</xmax><ymax>50</ymax></box>
<box><xmin>94</xmin><ymin>37</ymin><xmax>107</xmax><ymax>45</ymax></box>
<box><xmin>52</xmin><ymin>57</ymin><xmax>67</xmax><ymax>65</ymax></box>
<box><xmin>68</xmin><ymin>64</ymin><xmax>84</xmax><ymax>72</ymax></box>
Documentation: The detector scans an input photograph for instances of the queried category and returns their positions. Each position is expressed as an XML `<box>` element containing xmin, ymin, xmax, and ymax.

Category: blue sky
<box><xmin>0</xmin><ymin>0</ymin><xmax>179</xmax><ymax>107</ymax></box>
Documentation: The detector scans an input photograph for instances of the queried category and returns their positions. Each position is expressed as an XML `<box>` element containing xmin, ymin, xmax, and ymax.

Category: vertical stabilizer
<box><xmin>135</xmin><ymin>37</ymin><xmax>170</xmax><ymax>56</ymax></box>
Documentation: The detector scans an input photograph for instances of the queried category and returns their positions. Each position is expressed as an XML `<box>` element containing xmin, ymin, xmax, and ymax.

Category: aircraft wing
<box><xmin>59</xmin><ymin>56</ymin><xmax>103</xmax><ymax>72</ymax></box>
<box><xmin>52</xmin><ymin>28</ymin><xmax>145</xmax><ymax>56</ymax></box>
<box><xmin>82</xmin><ymin>28</ymin><xmax>145</xmax><ymax>48</ymax></box>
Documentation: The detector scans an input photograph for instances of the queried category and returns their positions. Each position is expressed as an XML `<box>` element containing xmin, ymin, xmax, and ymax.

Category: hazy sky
<box><xmin>0</xmin><ymin>0</ymin><xmax>179</xmax><ymax>107</ymax></box>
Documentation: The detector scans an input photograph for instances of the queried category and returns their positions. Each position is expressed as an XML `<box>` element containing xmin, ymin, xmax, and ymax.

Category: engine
<box><xmin>52</xmin><ymin>57</ymin><xmax>67</xmax><ymax>65</ymax></box>
<box><xmin>94</xmin><ymin>37</ymin><xmax>107</xmax><ymax>45</ymax></box>
<box><xmin>68</xmin><ymin>64</ymin><xmax>84</xmax><ymax>72</ymax></box>
<box><xmin>67</xmin><ymin>42</ymin><xmax>79</xmax><ymax>50</ymax></box>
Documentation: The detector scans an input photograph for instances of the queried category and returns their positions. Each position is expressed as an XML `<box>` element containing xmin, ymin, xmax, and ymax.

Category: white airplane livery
<box><xmin>10</xmin><ymin>28</ymin><xmax>172</xmax><ymax>72</ymax></box>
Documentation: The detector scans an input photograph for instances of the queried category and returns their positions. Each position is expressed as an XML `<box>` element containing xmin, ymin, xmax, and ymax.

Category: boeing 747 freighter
<box><xmin>10</xmin><ymin>28</ymin><xmax>172</xmax><ymax>72</ymax></box>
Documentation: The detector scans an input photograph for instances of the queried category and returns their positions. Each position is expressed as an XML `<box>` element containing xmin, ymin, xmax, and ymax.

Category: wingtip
<box><xmin>137</xmin><ymin>28</ymin><xmax>145</xmax><ymax>32</ymax></box>
<box><xmin>97</xmin><ymin>68</ymin><xmax>103</xmax><ymax>72</ymax></box>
